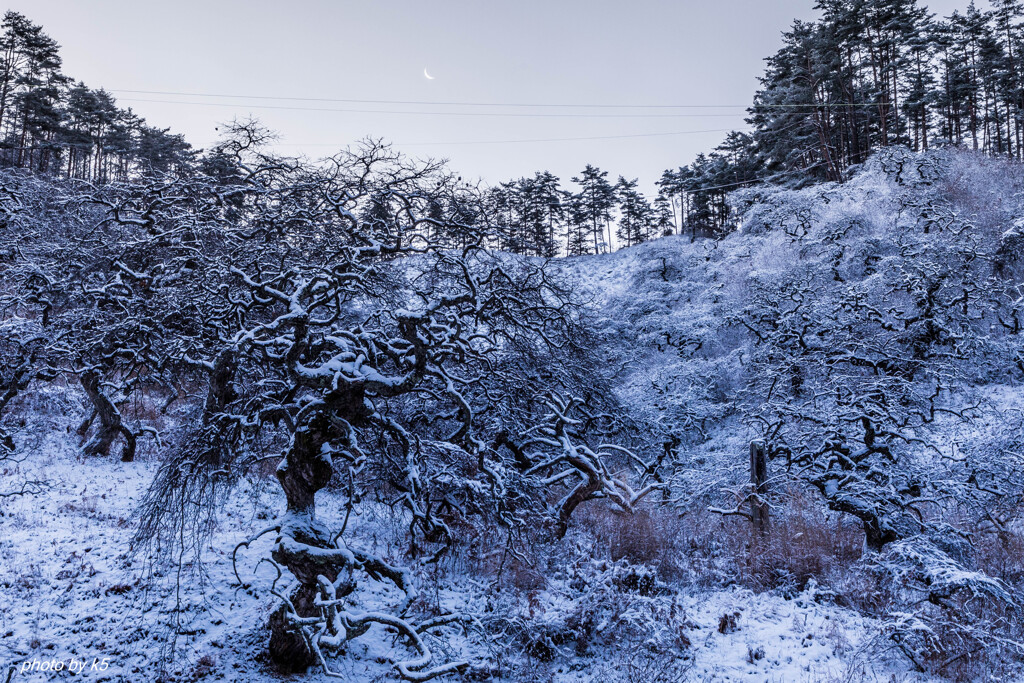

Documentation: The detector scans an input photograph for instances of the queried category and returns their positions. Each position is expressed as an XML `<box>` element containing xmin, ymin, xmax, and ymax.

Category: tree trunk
<box><xmin>750</xmin><ymin>440</ymin><xmax>769</xmax><ymax>538</ymax></box>
<box><xmin>80</xmin><ymin>370</ymin><xmax>134</xmax><ymax>461</ymax></box>
<box><xmin>203</xmin><ymin>349</ymin><xmax>237</xmax><ymax>425</ymax></box>
<box><xmin>267</xmin><ymin>584</ymin><xmax>318</xmax><ymax>673</ymax></box>
<box><xmin>267</xmin><ymin>411</ymin><xmax>342</xmax><ymax>672</ymax></box>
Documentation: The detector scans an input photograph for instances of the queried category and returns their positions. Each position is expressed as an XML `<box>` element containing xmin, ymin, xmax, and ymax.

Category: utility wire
<box><xmin>113</xmin><ymin>95</ymin><xmax>760</xmax><ymax>146</ymax></box>
<box><xmin>110</xmin><ymin>88</ymin><xmax>750</xmax><ymax>108</ymax></box>
<box><xmin>118</xmin><ymin>97</ymin><xmax>748</xmax><ymax>118</ymax></box>
<box><xmin>277</xmin><ymin>128</ymin><xmax>743</xmax><ymax>147</ymax></box>
<box><xmin>111</xmin><ymin>88</ymin><xmax>881</xmax><ymax>110</ymax></box>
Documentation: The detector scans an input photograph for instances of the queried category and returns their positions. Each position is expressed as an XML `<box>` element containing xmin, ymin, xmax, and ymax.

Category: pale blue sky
<box><xmin>14</xmin><ymin>0</ymin><xmax>972</xmax><ymax>189</ymax></box>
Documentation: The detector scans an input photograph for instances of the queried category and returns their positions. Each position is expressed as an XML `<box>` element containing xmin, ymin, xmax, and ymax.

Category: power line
<box><xmin>112</xmin><ymin>88</ymin><xmax>751</xmax><ymax>109</ymax></box>
<box><xmin>276</xmin><ymin>128</ymin><xmax>743</xmax><ymax>147</ymax></box>
<box><xmin>113</xmin><ymin>94</ymin><xmax>756</xmax><ymax>147</ymax></box>
<box><xmin>117</xmin><ymin>97</ymin><xmax>747</xmax><ymax>119</ymax></box>
<box><xmin>111</xmin><ymin>88</ymin><xmax>882</xmax><ymax>110</ymax></box>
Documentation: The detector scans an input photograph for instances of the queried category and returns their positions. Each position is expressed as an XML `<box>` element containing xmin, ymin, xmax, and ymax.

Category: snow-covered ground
<box><xmin>1</xmin><ymin>439</ymin><xmax>939</xmax><ymax>682</ymax></box>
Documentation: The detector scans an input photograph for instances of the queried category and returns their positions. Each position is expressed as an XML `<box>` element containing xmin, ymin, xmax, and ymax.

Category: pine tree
<box><xmin>533</xmin><ymin>171</ymin><xmax>564</xmax><ymax>258</ymax></box>
<box><xmin>656</xmin><ymin>168</ymin><xmax>688</xmax><ymax>234</ymax></box>
<box><xmin>513</xmin><ymin>171</ymin><xmax>563</xmax><ymax>257</ymax></box>
<box><xmin>614</xmin><ymin>176</ymin><xmax>652</xmax><ymax>248</ymax></box>
<box><xmin>134</xmin><ymin>125</ymin><xmax>192</xmax><ymax>174</ymax></box>
<box><xmin>571</xmin><ymin>164</ymin><xmax>615</xmax><ymax>254</ymax></box>
<box><xmin>0</xmin><ymin>12</ymin><xmax>37</xmax><ymax>152</ymax></box>
<box><xmin>5</xmin><ymin>12</ymin><xmax>65</xmax><ymax>171</ymax></box>
<box><xmin>992</xmin><ymin>0</ymin><xmax>1024</xmax><ymax>156</ymax></box>
<box><xmin>565</xmin><ymin>191</ymin><xmax>590</xmax><ymax>257</ymax></box>
<box><xmin>653</xmin><ymin>191</ymin><xmax>674</xmax><ymax>237</ymax></box>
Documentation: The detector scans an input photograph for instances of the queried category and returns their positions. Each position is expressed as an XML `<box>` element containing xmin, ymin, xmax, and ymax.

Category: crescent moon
<box><xmin>423</xmin><ymin>68</ymin><xmax>435</xmax><ymax>80</ymax></box>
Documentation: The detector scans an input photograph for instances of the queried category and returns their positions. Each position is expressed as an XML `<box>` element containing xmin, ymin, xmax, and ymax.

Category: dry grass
<box><xmin>573</xmin><ymin>505</ymin><xmax>686</xmax><ymax>581</ymax></box>
<box><xmin>738</xmin><ymin>489</ymin><xmax>865</xmax><ymax>595</ymax></box>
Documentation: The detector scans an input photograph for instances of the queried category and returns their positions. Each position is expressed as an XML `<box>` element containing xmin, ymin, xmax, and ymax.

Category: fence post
<box><xmin>750</xmin><ymin>440</ymin><xmax>769</xmax><ymax>537</ymax></box>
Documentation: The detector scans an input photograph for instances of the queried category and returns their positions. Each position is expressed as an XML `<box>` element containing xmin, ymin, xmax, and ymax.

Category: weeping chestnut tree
<box><xmin>228</xmin><ymin>244</ymin><xmax>578</xmax><ymax>678</ymax></box>
<box><xmin>0</xmin><ymin>125</ymin><xmax>655</xmax><ymax>676</ymax></box>
<box><xmin>123</xmin><ymin>132</ymin><xmax>654</xmax><ymax>679</ymax></box>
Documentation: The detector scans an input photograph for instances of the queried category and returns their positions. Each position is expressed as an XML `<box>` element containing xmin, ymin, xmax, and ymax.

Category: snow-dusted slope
<box><xmin>1</xmin><ymin>442</ymin><xmax>933</xmax><ymax>682</ymax></box>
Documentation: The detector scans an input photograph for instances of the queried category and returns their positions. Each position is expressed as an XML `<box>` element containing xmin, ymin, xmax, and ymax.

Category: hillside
<box><xmin>1</xmin><ymin>145</ymin><xmax>1023</xmax><ymax>683</ymax></box>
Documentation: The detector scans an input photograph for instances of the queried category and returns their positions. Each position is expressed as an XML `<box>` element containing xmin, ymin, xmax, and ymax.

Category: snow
<box><xmin>0</xmin><ymin>438</ymin><xmax>944</xmax><ymax>682</ymax></box>
<box><xmin>0</xmin><ymin>449</ymin><xmax>273</xmax><ymax>682</ymax></box>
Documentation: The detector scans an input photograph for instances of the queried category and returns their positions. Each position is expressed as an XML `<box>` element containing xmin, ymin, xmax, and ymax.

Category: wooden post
<box><xmin>750</xmin><ymin>440</ymin><xmax>769</xmax><ymax>537</ymax></box>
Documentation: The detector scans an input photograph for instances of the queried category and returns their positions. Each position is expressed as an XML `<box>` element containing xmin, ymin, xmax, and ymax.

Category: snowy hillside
<box><xmin>2</xmin><ymin>145</ymin><xmax>1024</xmax><ymax>683</ymax></box>
<box><xmin>0</xmin><ymin>396</ymin><xmax>942</xmax><ymax>683</ymax></box>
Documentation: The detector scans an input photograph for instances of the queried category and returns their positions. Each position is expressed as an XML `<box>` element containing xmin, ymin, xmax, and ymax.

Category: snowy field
<box><xmin>1</xmin><ymin>432</ymin><xmax>941</xmax><ymax>683</ymax></box>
